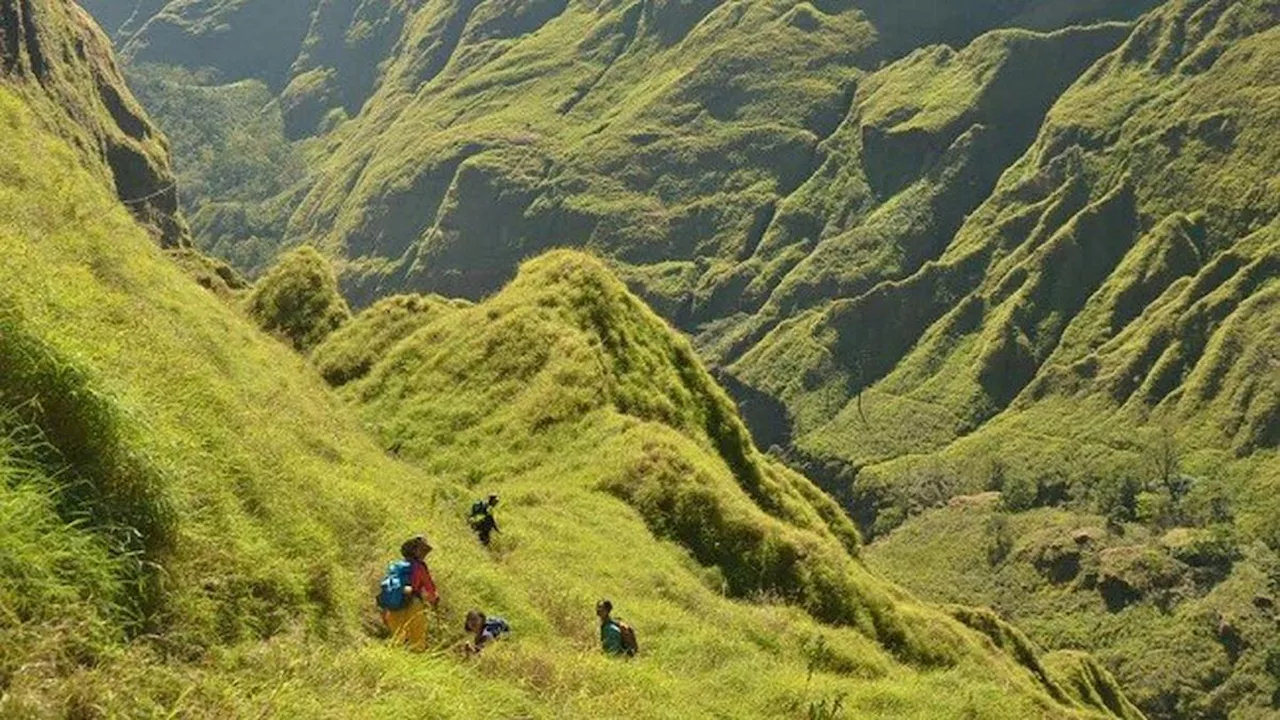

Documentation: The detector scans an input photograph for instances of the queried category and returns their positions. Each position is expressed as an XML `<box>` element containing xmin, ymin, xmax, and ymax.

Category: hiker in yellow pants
<box><xmin>384</xmin><ymin>597</ymin><xmax>432</xmax><ymax>651</ymax></box>
<box><xmin>381</xmin><ymin>536</ymin><xmax>439</xmax><ymax>652</ymax></box>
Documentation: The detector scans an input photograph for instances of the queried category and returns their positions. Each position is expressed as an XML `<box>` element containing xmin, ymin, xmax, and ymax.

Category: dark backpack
<box><xmin>484</xmin><ymin>617</ymin><xmax>510</xmax><ymax>638</ymax></box>
<box><xmin>377</xmin><ymin>560</ymin><xmax>414</xmax><ymax>610</ymax></box>
<box><xmin>618</xmin><ymin>621</ymin><xmax>638</xmax><ymax>656</ymax></box>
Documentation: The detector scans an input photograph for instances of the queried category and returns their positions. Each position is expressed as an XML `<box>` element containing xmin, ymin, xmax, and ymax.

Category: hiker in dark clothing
<box><xmin>469</xmin><ymin>494</ymin><xmax>500</xmax><ymax>545</ymax></box>
<box><xmin>463</xmin><ymin>609</ymin><xmax>510</xmax><ymax>655</ymax></box>
<box><xmin>596</xmin><ymin>599</ymin><xmax>637</xmax><ymax>657</ymax></box>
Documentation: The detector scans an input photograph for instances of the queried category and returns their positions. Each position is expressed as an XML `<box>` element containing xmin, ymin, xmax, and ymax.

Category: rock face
<box><xmin>1</xmin><ymin>0</ymin><xmax>187</xmax><ymax>245</ymax></box>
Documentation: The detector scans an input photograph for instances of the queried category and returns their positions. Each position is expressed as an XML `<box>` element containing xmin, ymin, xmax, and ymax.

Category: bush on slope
<box><xmin>246</xmin><ymin>245</ymin><xmax>353</xmax><ymax>352</ymax></box>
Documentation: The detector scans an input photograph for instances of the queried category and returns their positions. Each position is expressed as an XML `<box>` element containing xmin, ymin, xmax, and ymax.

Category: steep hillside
<box><xmin>311</xmin><ymin>249</ymin><xmax>1145</xmax><ymax>718</ymax></box>
<box><xmin>736</xmin><ymin>0</ymin><xmax>1279</xmax><ymax>479</ymax></box>
<box><xmin>732</xmin><ymin>0</ymin><xmax>1280</xmax><ymax>714</ymax></box>
<box><xmin>2</xmin><ymin>0</ymin><xmax>185</xmax><ymax>244</ymax></box>
<box><xmin>85</xmin><ymin>0</ymin><xmax>1155</xmax><ymax>292</ymax></box>
<box><xmin>0</xmin><ymin>4</ymin><xmax>1145</xmax><ymax>716</ymax></box>
<box><xmin>865</xmin><ymin>486</ymin><xmax>1280</xmax><ymax>718</ymax></box>
<box><xmin>70</xmin><ymin>0</ymin><xmax>1278</xmax><ymax>716</ymax></box>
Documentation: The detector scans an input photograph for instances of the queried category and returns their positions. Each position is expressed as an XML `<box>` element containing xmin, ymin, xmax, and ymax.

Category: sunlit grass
<box><xmin>0</xmin><ymin>83</ymin><xmax>1140</xmax><ymax>717</ymax></box>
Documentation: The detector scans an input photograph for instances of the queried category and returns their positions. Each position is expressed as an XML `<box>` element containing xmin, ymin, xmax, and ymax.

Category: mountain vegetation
<box><xmin>1</xmin><ymin>0</ymin><xmax>186</xmax><ymax>244</ymax></box>
<box><xmin>9</xmin><ymin>0</ymin><xmax>1278</xmax><ymax>716</ymax></box>
<box><xmin>2</xmin><ymin>2</ymin><xmax>1151</xmax><ymax>717</ymax></box>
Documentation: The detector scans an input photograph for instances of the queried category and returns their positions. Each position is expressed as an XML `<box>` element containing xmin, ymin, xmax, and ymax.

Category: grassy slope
<box><xmin>864</xmin><ymin>490</ymin><xmax>1280</xmax><ymax>718</ymax></box>
<box><xmin>2</xmin><ymin>0</ymin><xmax>186</xmax><ymax>245</ymax></box>
<box><xmin>737</xmin><ymin>0</ymin><xmax>1279</xmax><ymax>476</ymax></box>
<box><xmin>92</xmin><ymin>0</ymin><xmax>1154</xmax><ymax>296</ymax></box>
<box><xmin>0</xmin><ymin>79</ymin><xmax>1141</xmax><ymax>718</ymax></box>
<box><xmin>732</xmin><ymin>3</ymin><xmax>1280</xmax><ymax>713</ymax></box>
<box><xmin>71</xmin><ymin>0</ymin><xmax>1277</xmax><ymax>716</ymax></box>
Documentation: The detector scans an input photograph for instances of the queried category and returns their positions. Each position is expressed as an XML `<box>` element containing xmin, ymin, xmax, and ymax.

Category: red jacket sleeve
<box><xmin>411</xmin><ymin>562</ymin><xmax>438</xmax><ymax>603</ymax></box>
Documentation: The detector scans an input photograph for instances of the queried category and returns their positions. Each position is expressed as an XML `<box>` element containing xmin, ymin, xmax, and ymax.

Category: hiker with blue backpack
<box><xmin>462</xmin><ymin>609</ymin><xmax>510</xmax><ymax>655</ymax></box>
<box><xmin>378</xmin><ymin>535</ymin><xmax>439</xmax><ymax>652</ymax></box>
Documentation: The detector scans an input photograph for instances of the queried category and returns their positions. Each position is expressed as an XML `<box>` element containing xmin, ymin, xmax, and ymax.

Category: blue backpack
<box><xmin>378</xmin><ymin>560</ymin><xmax>414</xmax><ymax>610</ymax></box>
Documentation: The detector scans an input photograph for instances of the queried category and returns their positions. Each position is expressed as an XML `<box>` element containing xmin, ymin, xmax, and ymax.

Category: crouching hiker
<box><xmin>596</xmin><ymin>599</ymin><xmax>638</xmax><ymax>657</ymax></box>
<box><xmin>463</xmin><ymin>609</ymin><xmax>510</xmax><ymax>655</ymax></box>
<box><xmin>377</xmin><ymin>535</ymin><xmax>439</xmax><ymax>652</ymax></box>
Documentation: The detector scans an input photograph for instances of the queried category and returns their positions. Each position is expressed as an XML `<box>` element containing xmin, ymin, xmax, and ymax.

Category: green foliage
<box><xmin>0</xmin><ymin>76</ymin><xmax>1137</xmax><ymax>718</ymax></box>
<box><xmin>1001</xmin><ymin>475</ymin><xmax>1039</xmax><ymax>513</ymax></box>
<box><xmin>311</xmin><ymin>293</ymin><xmax>469</xmax><ymax>386</ymax></box>
<box><xmin>123</xmin><ymin>63</ymin><xmax>306</xmax><ymax>272</ymax></box>
<box><xmin>246</xmin><ymin>246</ymin><xmax>352</xmax><ymax>352</ymax></box>
<box><xmin>1095</xmin><ymin>474</ymin><xmax>1143</xmax><ymax>527</ymax></box>
<box><xmin>985</xmin><ymin>513</ymin><xmax>1014</xmax><ymax>566</ymax></box>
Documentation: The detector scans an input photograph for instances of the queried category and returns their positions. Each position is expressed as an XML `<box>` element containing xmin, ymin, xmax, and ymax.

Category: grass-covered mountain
<box><xmin>0</xmin><ymin>2</ymin><xmax>1151</xmax><ymax>716</ymax></box>
<box><xmin>63</xmin><ymin>0</ymin><xmax>1280</xmax><ymax>716</ymax></box>
<box><xmin>735</xmin><ymin>3</ymin><xmax>1280</xmax><ymax>713</ymax></box>
<box><xmin>2</xmin><ymin>0</ymin><xmax>186</xmax><ymax>244</ymax></box>
<box><xmin>86</xmin><ymin>0</ymin><xmax>1157</xmax><ymax>300</ymax></box>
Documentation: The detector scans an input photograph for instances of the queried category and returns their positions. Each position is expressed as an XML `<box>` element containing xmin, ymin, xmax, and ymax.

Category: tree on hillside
<box><xmin>246</xmin><ymin>246</ymin><xmax>351</xmax><ymax>352</ymax></box>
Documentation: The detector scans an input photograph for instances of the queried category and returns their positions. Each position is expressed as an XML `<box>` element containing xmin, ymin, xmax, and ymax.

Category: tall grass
<box><xmin>0</xmin><ymin>81</ymin><xmax>1137</xmax><ymax>718</ymax></box>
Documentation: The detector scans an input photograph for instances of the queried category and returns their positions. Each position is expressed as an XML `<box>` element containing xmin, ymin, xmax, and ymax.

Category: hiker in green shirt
<box><xmin>596</xmin><ymin>599</ymin><xmax>636</xmax><ymax>656</ymax></box>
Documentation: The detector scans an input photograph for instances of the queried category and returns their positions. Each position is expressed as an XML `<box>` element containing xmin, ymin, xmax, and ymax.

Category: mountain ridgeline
<box><xmin>9</xmin><ymin>0</ymin><xmax>1278</xmax><ymax>717</ymax></box>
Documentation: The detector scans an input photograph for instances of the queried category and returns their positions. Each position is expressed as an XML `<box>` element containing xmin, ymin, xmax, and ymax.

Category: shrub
<box><xmin>1095</xmin><ymin>474</ymin><xmax>1143</xmax><ymax>526</ymax></box>
<box><xmin>1135</xmin><ymin>490</ymin><xmax>1175</xmax><ymax>528</ymax></box>
<box><xmin>900</xmin><ymin>461</ymin><xmax>961</xmax><ymax>515</ymax></box>
<box><xmin>246</xmin><ymin>246</ymin><xmax>351</xmax><ymax>352</ymax></box>
<box><xmin>1001</xmin><ymin>474</ymin><xmax>1038</xmax><ymax>512</ymax></box>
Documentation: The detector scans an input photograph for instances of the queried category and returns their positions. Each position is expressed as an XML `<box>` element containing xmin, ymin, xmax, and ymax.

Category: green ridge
<box><xmin>61</xmin><ymin>0</ymin><xmax>1280</xmax><ymax>716</ymax></box>
<box><xmin>2</xmin><ymin>0</ymin><xmax>186</xmax><ymax>244</ymax></box>
<box><xmin>0</xmin><ymin>14</ymin><xmax>1139</xmax><ymax>714</ymax></box>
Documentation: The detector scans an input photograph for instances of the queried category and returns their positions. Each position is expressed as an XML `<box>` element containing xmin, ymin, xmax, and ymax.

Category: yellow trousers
<box><xmin>383</xmin><ymin>598</ymin><xmax>429</xmax><ymax>652</ymax></box>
